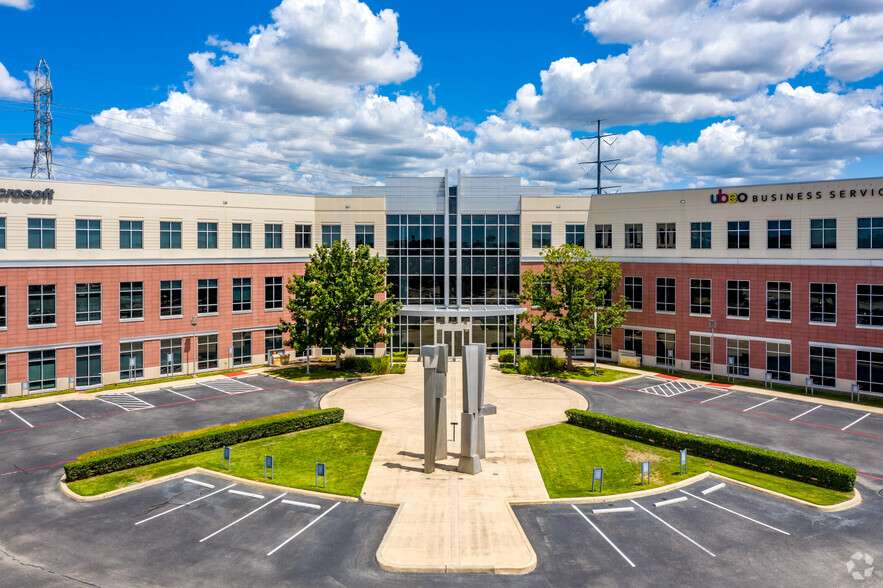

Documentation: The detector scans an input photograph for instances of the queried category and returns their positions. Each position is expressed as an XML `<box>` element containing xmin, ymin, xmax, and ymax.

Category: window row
<box><xmin>17</xmin><ymin>219</ymin><xmax>372</xmax><ymax>251</ymax></box>
<box><xmin>619</xmin><ymin>278</ymin><xmax>882</xmax><ymax>326</ymax></box>
<box><xmin>20</xmin><ymin>278</ymin><xmax>285</xmax><ymax>327</ymax></box>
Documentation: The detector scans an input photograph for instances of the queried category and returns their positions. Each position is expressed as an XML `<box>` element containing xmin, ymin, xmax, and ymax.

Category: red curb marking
<box><xmin>224</xmin><ymin>371</ymin><xmax>248</xmax><ymax>377</ymax></box>
<box><xmin>654</xmin><ymin>374</ymin><xmax>680</xmax><ymax>380</ymax></box>
<box><xmin>858</xmin><ymin>472</ymin><xmax>883</xmax><ymax>481</ymax></box>
<box><xmin>708</xmin><ymin>383</ymin><xmax>733</xmax><ymax>388</ymax></box>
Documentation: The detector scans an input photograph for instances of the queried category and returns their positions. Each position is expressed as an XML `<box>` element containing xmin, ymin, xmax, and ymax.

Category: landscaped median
<box><xmin>526</xmin><ymin>410</ymin><xmax>856</xmax><ymax>507</ymax></box>
<box><xmin>64</xmin><ymin>408</ymin><xmax>382</xmax><ymax>498</ymax></box>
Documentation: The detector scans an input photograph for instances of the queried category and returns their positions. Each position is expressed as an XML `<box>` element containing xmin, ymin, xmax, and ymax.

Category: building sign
<box><xmin>0</xmin><ymin>188</ymin><xmax>54</xmax><ymax>201</ymax></box>
<box><xmin>709</xmin><ymin>185</ymin><xmax>883</xmax><ymax>205</ymax></box>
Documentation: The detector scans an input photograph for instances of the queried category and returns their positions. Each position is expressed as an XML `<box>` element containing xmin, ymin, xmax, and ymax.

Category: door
<box><xmin>437</xmin><ymin>326</ymin><xmax>470</xmax><ymax>358</ymax></box>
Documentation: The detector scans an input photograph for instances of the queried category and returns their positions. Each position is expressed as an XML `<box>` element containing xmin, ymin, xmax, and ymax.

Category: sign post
<box><xmin>228</xmin><ymin>346</ymin><xmax>234</xmax><ymax>370</ymax></box>
<box><xmin>316</xmin><ymin>462</ymin><xmax>326</xmax><ymax>488</ymax></box>
<box><xmin>640</xmin><ymin>460</ymin><xmax>650</xmax><ymax>486</ymax></box>
<box><xmin>166</xmin><ymin>353</ymin><xmax>174</xmax><ymax>375</ymax></box>
<box><xmin>128</xmin><ymin>356</ymin><xmax>137</xmax><ymax>384</ymax></box>
<box><xmin>264</xmin><ymin>455</ymin><xmax>274</xmax><ymax>480</ymax></box>
<box><xmin>592</xmin><ymin>467</ymin><xmax>604</xmax><ymax>492</ymax></box>
<box><xmin>593</xmin><ymin>312</ymin><xmax>598</xmax><ymax>376</ymax></box>
<box><xmin>679</xmin><ymin>449</ymin><xmax>687</xmax><ymax>476</ymax></box>
<box><xmin>851</xmin><ymin>383</ymin><xmax>860</xmax><ymax>402</ymax></box>
<box><xmin>222</xmin><ymin>446</ymin><xmax>231</xmax><ymax>470</ymax></box>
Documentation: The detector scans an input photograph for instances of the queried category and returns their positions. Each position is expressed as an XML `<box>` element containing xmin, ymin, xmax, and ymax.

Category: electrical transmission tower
<box><xmin>578</xmin><ymin>120</ymin><xmax>619</xmax><ymax>194</ymax></box>
<box><xmin>31</xmin><ymin>58</ymin><xmax>54</xmax><ymax>180</ymax></box>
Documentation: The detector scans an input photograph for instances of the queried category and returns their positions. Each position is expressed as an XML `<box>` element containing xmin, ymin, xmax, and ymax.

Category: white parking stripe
<box><xmin>8</xmin><ymin>410</ymin><xmax>34</xmax><ymax>428</ymax></box>
<box><xmin>184</xmin><ymin>478</ymin><xmax>215</xmax><ymax>489</ymax></box>
<box><xmin>267</xmin><ymin>502</ymin><xmax>342</xmax><ymax>557</ymax></box>
<box><xmin>281</xmin><ymin>499</ymin><xmax>322</xmax><ymax>510</ymax></box>
<box><xmin>200</xmin><ymin>494</ymin><xmax>285</xmax><ymax>543</ymax></box>
<box><xmin>167</xmin><ymin>388</ymin><xmax>195</xmax><ymax>401</ymax></box>
<box><xmin>571</xmin><ymin>505</ymin><xmax>636</xmax><ymax>568</ymax></box>
<box><xmin>679</xmin><ymin>490</ymin><xmax>790</xmax><ymax>535</ymax></box>
<box><xmin>743</xmin><ymin>397</ymin><xmax>776</xmax><ymax>412</ymax></box>
<box><xmin>228</xmin><ymin>489</ymin><xmax>265</xmax><ymax>499</ymax></box>
<box><xmin>198</xmin><ymin>381</ymin><xmax>235</xmax><ymax>395</ymax></box>
<box><xmin>789</xmin><ymin>405</ymin><xmax>821</xmax><ymax>422</ymax></box>
<box><xmin>700</xmin><ymin>391</ymin><xmax>731</xmax><ymax>403</ymax></box>
<box><xmin>57</xmin><ymin>403</ymin><xmax>85</xmax><ymax>420</ymax></box>
<box><xmin>842</xmin><ymin>413</ymin><xmax>871</xmax><ymax>431</ymax></box>
<box><xmin>135</xmin><ymin>484</ymin><xmax>236</xmax><ymax>525</ymax></box>
<box><xmin>630</xmin><ymin>500</ymin><xmax>715</xmax><ymax>557</ymax></box>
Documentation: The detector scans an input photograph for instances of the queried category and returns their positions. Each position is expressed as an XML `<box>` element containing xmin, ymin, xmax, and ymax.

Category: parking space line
<box><xmin>267</xmin><ymin>501</ymin><xmax>341</xmax><ymax>556</ymax></box>
<box><xmin>229</xmin><ymin>489</ymin><xmax>264</xmax><ymax>499</ymax></box>
<box><xmin>679</xmin><ymin>490</ymin><xmax>790</xmax><ymax>535</ymax></box>
<box><xmin>56</xmin><ymin>403</ymin><xmax>85</xmax><ymax>420</ymax></box>
<box><xmin>743</xmin><ymin>398</ymin><xmax>776</xmax><ymax>412</ymax></box>
<box><xmin>8</xmin><ymin>410</ymin><xmax>34</xmax><ymax>428</ymax></box>
<box><xmin>630</xmin><ymin>500</ymin><xmax>715</xmax><ymax>557</ymax></box>
<box><xmin>842</xmin><ymin>413</ymin><xmax>871</xmax><ymax>431</ymax></box>
<box><xmin>281</xmin><ymin>499</ymin><xmax>321</xmax><ymax>510</ymax></box>
<box><xmin>167</xmin><ymin>388</ymin><xmax>195</xmax><ymax>401</ymax></box>
<box><xmin>135</xmin><ymin>483</ymin><xmax>236</xmax><ymax>525</ymax></box>
<box><xmin>571</xmin><ymin>505</ymin><xmax>635</xmax><ymax>567</ymax></box>
<box><xmin>198</xmin><ymin>382</ymin><xmax>234</xmax><ymax>395</ymax></box>
<box><xmin>789</xmin><ymin>405</ymin><xmax>821</xmax><ymax>421</ymax></box>
<box><xmin>200</xmin><ymin>494</ymin><xmax>285</xmax><ymax>543</ymax></box>
<box><xmin>184</xmin><ymin>478</ymin><xmax>215</xmax><ymax>489</ymax></box>
<box><xmin>700</xmin><ymin>392</ymin><xmax>731</xmax><ymax>403</ymax></box>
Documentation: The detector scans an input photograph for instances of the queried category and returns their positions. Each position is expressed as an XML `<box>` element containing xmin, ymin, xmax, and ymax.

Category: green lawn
<box><xmin>527</xmin><ymin>423</ymin><xmax>852</xmax><ymax>506</ymax></box>
<box><xmin>500</xmin><ymin>364</ymin><xmax>634</xmax><ymax>383</ymax></box>
<box><xmin>67</xmin><ymin>422</ymin><xmax>381</xmax><ymax>498</ymax></box>
<box><xmin>269</xmin><ymin>365</ymin><xmax>364</xmax><ymax>381</ymax></box>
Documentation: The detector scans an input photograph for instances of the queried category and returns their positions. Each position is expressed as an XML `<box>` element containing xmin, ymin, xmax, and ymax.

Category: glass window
<box><xmin>75</xmin><ymin>345</ymin><xmax>101</xmax><ymax>387</ymax></box>
<box><xmin>858</xmin><ymin>217</ymin><xmax>883</xmax><ymax>249</ymax></box>
<box><xmin>295</xmin><ymin>224</ymin><xmax>311</xmax><ymax>248</ymax></box>
<box><xmin>766</xmin><ymin>281</ymin><xmax>791</xmax><ymax>321</ymax></box>
<box><xmin>595</xmin><ymin>224</ymin><xmax>612</xmax><ymax>249</ymax></box>
<box><xmin>857</xmin><ymin>351</ymin><xmax>883</xmax><ymax>393</ymax></box>
<box><xmin>656</xmin><ymin>332</ymin><xmax>675</xmax><ymax>366</ymax></box>
<box><xmin>75</xmin><ymin>282</ymin><xmax>102</xmax><ymax>323</ymax></box>
<box><xmin>160</xmin><ymin>338</ymin><xmax>183</xmax><ymax>376</ymax></box>
<box><xmin>656</xmin><ymin>222</ymin><xmax>676</xmax><ymax>249</ymax></box>
<box><xmin>119</xmin><ymin>220</ymin><xmax>143</xmax><ymax>249</ymax></box>
<box><xmin>656</xmin><ymin>278</ymin><xmax>676</xmax><ymax>313</ymax></box>
<box><xmin>120</xmin><ymin>282</ymin><xmax>143</xmax><ymax>320</ymax></box>
<box><xmin>690</xmin><ymin>335</ymin><xmax>710</xmax><ymax>372</ymax></box>
<box><xmin>321</xmin><ymin>224</ymin><xmax>341</xmax><ymax>247</ymax></box>
<box><xmin>120</xmin><ymin>342</ymin><xmax>143</xmax><ymax>380</ymax></box>
<box><xmin>690</xmin><ymin>279</ymin><xmax>711</xmax><ymax>315</ymax></box>
<box><xmin>197</xmin><ymin>279</ymin><xmax>218</xmax><ymax>315</ymax></box>
<box><xmin>159</xmin><ymin>280</ymin><xmax>183</xmax><ymax>317</ymax></box>
<box><xmin>233</xmin><ymin>331</ymin><xmax>252</xmax><ymax>367</ymax></box>
<box><xmin>809</xmin><ymin>283</ymin><xmax>836</xmax><ymax>323</ymax></box>
<box><xmin>197</xmin><ymin>222</ymin><xmax>218</xmax><ymax>249</ymax></box>
<box><xmin>0</xmin><ymin>217</ymin><xmax>5</xmax><ymax>249</ymax></box>
<box><xmin>767</xmin><ymin>342</ymin><xmax>791</xmax><ymax>382</ymax></box>
<box><xmin>75</xmin><ymin>219</ymin><xmax>101</xmax><ymax>249</ymax></box>
<box><xmin>531</xmin><ymin>224</ymin><xmax>551</xmax><ymax>248</ymax></box>
<box><xmin>690</xmin><ymin>222</ymin><xmax>711</xmax><ymax>249</ymax></box>
<box><xmin>809</xmin><ymin>346</ymin><xmax>836</xmax><ymax>388</ymax></box>
<box><xmin>727</xmin><ymin>280</ymin><xmax>750</xmax><ymax>318</ymax></box>
<box><xmin>0</xmin><ymin>354</ymin><xmax>6</xmax><ymax>395</ymax></box>
<box><xmin>625</xmin><ymin>223</ymin><xmax>643</xmax><ymax>249</ymax></box>
<box><xmin>596</xmin><ymin>332</ymin><xmax>612</xmax><ymax>360</ymax></box>
<box><xmin>233</xmin><ymin>278</ymin><xmax>252</xmax><ymax>312</ymax></box>
<box><xmin>160</xmin><ymin>221</ymin><xmax>182</xmax><ymax>249</ymax></box>
<box><xmin>265</xmin><ymin>223</ymin><xmax>283</xmax><ymax>249</ymax></box>
<box><xmin>624</xmin><ymin>276</ymin><xmax>642</xmax><ymax>310</ymax></box>
<box><xmin>28</xmin><ymin>349</ymin><xmax>56</xmax><ymax>391</ymax></box>
<box><xmin>532</xmin><ymin>336</ymin><xmax>551</xmax><ymax>355</ymax></box>
<box><xmin>265</xmin><ymin>276</ymin><xmax>283</xmax><ymax>311</ymax></box>
<box><xmin>857</xmin><ymin>284</ymin><xmax>883</xmax><ymax>326</ymax></box>
<box><xmin>727</xmin><ymin>221</ymin><xmax>749</xmax><ymax>249</ymax></box>
<box><xmin>28</xmin><ymin>284</ymin><xmax>55</xmax><ymax>326</ymax></box>
<box><xmin>810</xmin><ymin>218</ymin><xmax>836</xmax><ymax>249</ymax></box>
<box><xmin>565</xmin><ymin>224</ymin><xmax>585</xmax><ymax>247</ymax></box>
<box><xmin>28</xmin><ymin>217</ymin><xmax>55</xmax><ymax>249</ymax></box>
<box><xmin>355</xmin><ymin>224</ymin><xmax>375</xmax><ymax>247</ymax></box>
<box><xmin>232</xmin><ymin>223</ymin><xmax>251</xmax><ymax>249</ymax></box>
<box><xmin>726</xmin><ymin>339</ymin><xmax>749</xmax><ymax>376</ymax></box>
<box><xmin>197</xmin><ymin>334</ymin><xmax>218</xmax><ymax>371</ymax></box>
<box><xmin>265</xmin><ymin>329</ymin><xmax>284</xmax><ymax>356</ymax></box>
<box><xmin>0</xmin><ymin>286</ymin><xmax>6</xmax><ymax>328</ymax></box>
<box><xmin>624</xmin><ymin>329</ymin><xmax>642</xmax><ymax>357</ymax></box>
<box><xmin>767</xmin><ymin>220</ymin><xmax>791</xmax><ymax>249</ymax></box>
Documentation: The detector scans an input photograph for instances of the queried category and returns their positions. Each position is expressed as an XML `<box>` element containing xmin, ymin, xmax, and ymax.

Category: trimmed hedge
<box><xmin>518</xmin><ymin>355</ymin><xmax>565</xmax><ymax>376</ymax></box>
<box><xmin>64</xmin><ymin>408</ymin><xmax>343</xmax><ymax>482</ymax></box>
<box><xmin>499</xmin><ymin>349</ymin><xmax>514</xmax><ymax>364</ymax></box>
<box><xmin>392</xmin><ymin>351</ymin><xmax>408</xmax><ymax>363</ymax></box>
<box><xmin>341</xmin><ymin>356</ymin><xmax>390</xmax><ymax>375</ymax></box>
<box><xmin>565</xmin><ymin>409</ymin><xmax>855</xmax><ymax>492</ymax></box>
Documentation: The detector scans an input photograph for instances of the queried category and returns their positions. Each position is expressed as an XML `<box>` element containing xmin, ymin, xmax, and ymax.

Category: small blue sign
<box><xmin>316</xmin><ymin>463</ymin><xmax>326</xmax><ymax>477</ymax></box>
<box><xmin>265</xmin><ymin>455</ymin><xmax>273</xmax><ymax>469</ymax></box>
<box><xmin>223</xmin><ymin>446</ymin><xmax>231</xmax><ymax>460</ymax></box>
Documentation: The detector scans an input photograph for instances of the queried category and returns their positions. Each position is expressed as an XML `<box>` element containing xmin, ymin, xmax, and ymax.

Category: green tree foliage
<box><xmin>520</xmin><ymin>243</ymin><xmax>629</xmax><ymax>370</ymax></box>
<box><xmin>280</xmin><ymin>241</ymin><xmax>402</xmax><ymax>368</ymax></box>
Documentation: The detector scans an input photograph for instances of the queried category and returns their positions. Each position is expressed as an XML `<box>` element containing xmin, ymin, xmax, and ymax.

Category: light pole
<box><xmin>593</xmin><ymin>311</ymin><xmax>598</xmax><ymax>376</ymax></box>
<box><xmin>191</xmin><ymin>316</ymin><xmax>198</xmax><ymax>377</ymax></box>
<box><xmin>709</xmin><ymin>319</ymin><xmax>716</xmax><ymax>382</ymax></box>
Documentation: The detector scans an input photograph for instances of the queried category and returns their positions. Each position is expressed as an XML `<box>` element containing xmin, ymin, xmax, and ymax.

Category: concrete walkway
<box><xmin>320</xmin><ymin>360</ymin><xmax>587</xmax><ymax>574</ymax></box>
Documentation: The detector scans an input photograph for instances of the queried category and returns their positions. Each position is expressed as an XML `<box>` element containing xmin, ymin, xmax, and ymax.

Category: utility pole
<box><xmin>31</xmin><ymin>58</ymin><xmax>54</xmax><ymax>180</ymax></box>
<box><xmin>578</xmin><ymin>120</ymin><xmax>620</xmax><ymax>194</ymax></box>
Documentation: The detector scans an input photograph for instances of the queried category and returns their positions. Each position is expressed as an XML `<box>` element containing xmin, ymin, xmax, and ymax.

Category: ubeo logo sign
<box><xmin>710</xmin><ymin>184</ymin><xmax>883</xmax><ymax>205</ymax></box>
<box><xmin>710</xmin><ymin>189</ymin><xmax>747</xmax><ymax>204</ymax></box>
<box><xmin>0</xmin><ymin>187</ymin><xmax>55</xmax><ymax>201</ymax></box>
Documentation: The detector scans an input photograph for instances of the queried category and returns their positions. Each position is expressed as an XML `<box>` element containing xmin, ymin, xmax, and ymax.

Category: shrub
<box><xmin>390</xmin><ymin>363</ymin><xmax>406</xmax><ymax>374</ymax></box>
<box><xmin>392</xmin><ymin>351</ymin><xmax>407</xmax><ymax>363</ymax></box>
<box><xmin>565</xmin><ymin>409</ymin><xmax>855</xmax><ymax>492</ymax></box>
<box><xmin>64</xmin><ymin>408</ymin><xmax>343</xmax><ymax>482</ymax></box>
<box><xmin>517</xmin><ymin>355</ymin><xmax>565</xmax><ymax>376</ymax></box>
<box><xmin>341</xmin><ymin>356</ymin><xmax>390</xmax><ymax>375</ymax></box>
<box><xmin>498</xmin><ymin>349</ymin><xmax>514</xmax><ymax>364</ymax></box>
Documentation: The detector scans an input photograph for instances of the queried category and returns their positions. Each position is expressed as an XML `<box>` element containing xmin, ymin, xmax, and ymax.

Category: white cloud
<box><xmin>0</xmin><ymin>62</ymin><xmax>30</xmax><ymax>101</ymax></box>
<box><xmin>0</xmin><ymin>0</ymin><xmax>33</xmax><ymax>9</ymax></box>
<box><xmin>823</xmin><ymin>13</ymin><xmax>883</xmax><ymax>81</ymax></box>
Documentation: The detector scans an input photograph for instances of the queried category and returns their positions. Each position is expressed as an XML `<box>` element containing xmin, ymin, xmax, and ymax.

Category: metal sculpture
<box><xmin>458</xmin><ymin>343</ymin><xmax>496</xmax><ymax>475</ymax></box>
<box><xmin>420</xmin><ymin>344</ymin><xmax>448</xmax><ymax>473</ymax></box>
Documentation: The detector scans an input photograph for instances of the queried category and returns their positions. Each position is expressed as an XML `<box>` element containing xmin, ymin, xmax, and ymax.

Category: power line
<box><xmin>31</xmin><ymin>58</ymin><xmax>54</xmax><ymax>179</ymax></box>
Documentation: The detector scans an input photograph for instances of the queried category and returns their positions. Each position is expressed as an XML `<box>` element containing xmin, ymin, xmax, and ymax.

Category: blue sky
<box><xmin>1</xmin><ymin>0</ymin><xmax>882</xmax><ymax>194</ymax></box>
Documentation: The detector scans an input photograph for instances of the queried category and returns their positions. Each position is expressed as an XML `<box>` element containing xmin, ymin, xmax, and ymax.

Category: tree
<box><xmin>280</xmin><ymin>240</ymin><xmax>402</xmax><ymax>369</ymax></box>
<box><xmin>519</xmin><ymin>243</ymin><xmax>629</xmax><ymax>371</ymax></box>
